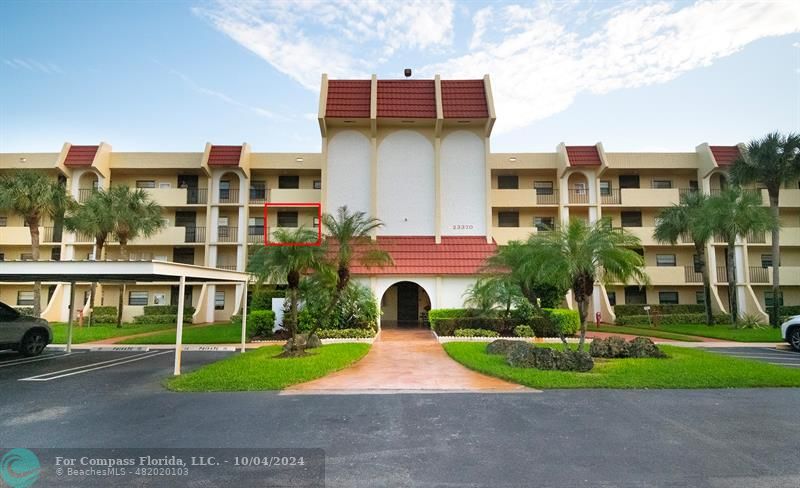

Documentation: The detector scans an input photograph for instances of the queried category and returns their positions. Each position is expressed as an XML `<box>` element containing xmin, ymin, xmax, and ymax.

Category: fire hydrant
<box><xmin>595</xmin><ymin>311</ymin><xmax>602</xmax><ymax>328</ymax></box>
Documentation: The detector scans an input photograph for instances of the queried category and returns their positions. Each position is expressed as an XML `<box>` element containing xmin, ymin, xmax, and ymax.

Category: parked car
<box><xmin>781</xmin><ymin>315</ymin><xmax>800</xmax><ymax>352</ymax></box>
<box><xmin>0</xmin><ymin>301</ymin><xmax>52</xmax><ymax>356</ymax></box>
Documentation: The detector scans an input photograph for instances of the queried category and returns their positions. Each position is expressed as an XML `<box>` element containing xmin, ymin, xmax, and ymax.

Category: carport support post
<box><xmin>66</xmin><ymin>281</ymin><xmax>76</xmax><ymax>353</ymax></box>
<box><xmin>173</xmin><ymin>276</ymin><xmax>186</xmax><ymax>376</ymax></box>
<box><xmin>240</xmin><ymin>281</ymin><xmax>248</xmax><ymax>353</ymax></box>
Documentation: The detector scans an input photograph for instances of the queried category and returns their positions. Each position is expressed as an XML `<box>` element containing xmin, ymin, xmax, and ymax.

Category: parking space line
<box><xmin>768</xmin><ymin>362</ymin><xmax>800</xmax><ymax>367</ymax></box>
<box><xmin>18</xmin><ymin>351</ymin><xmax>171</xmax><ymax>382</ymax></box>
<box><xmin>717</xmin><ymin>354</ymin><xmax>800</xmax><ymax>361</ymax></box>
<box><xmin>0</xmin><ymin>352</ymin><xmax>84</xmax><ymax>369</ymax></box>
<box><xmin>759</xmin><ymin>347</ymin><xmax>799</xmax><ymax>356</ymax></box>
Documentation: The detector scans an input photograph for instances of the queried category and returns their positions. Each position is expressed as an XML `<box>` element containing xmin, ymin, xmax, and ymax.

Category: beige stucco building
<box><xmin>1</xmin><ymin>74</ymin><xmax>798</xmax><ymax>324</ymax></box>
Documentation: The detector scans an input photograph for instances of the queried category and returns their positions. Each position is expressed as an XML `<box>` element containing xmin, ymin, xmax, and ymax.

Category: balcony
<box><xmin>749</xmin><ymin>266</ymin><xmax>770</xmax><ymax>284</ymax></box>
<box><xmin>684</xmin><ymin>266</ymin><xmax>703</xmax><ymax>283</ymax></box>
<box><xmin>491</xmin><ymin>227</ymin><xmax>537</xmax><ymax>245</ymax></box>
<box><xmin>600</xmin><ymin>189</ymin><xmax>621</xmax><ymax>205</ymax></box>
<box><xmin>619</xmin><ymin>188</ymin><xmax>680</xmax><ymax>207</ymax></box>
<box><xmin>42</xmin><ymin>227</ymin><xmax>62</xmax><ymax>243</ymax></box>
<box><xmin>78</xmin><ymin>188</ymin><xmax>97</xmax><ymax>203</ymax></box>
<box><xmin>491</xmin><ymin>189</ymin><xmax>536</xmax><ymax>207</ymax></box>
<box><xmin>777</xmin><ymin>189</ymin><xmax>800</xmax><ymax>207</ymax></box>
<box><xmin>268</xmin><ymin>188</ymin><xmax>321</xmax><ymax>204</ymax></box>
<box><xmin>216</xmin><ymin>264</ymin><xmax>238</xmax><ymax>271</ymax></box>
<box><xmin>567</xmin><ymin>188</ymin><xmax>590</xmax><ymax>204</ymax></box>
<box><xmin>0</xmin><ymin>226</ymin><xmax>35</xmax><ymax>245</ymax></box>
<box><xmin>186</xmin><ymin>188</ymin><xmax>208</xmax><ymax>205</ymax></box>
<box><xmin>216</xmin><ymin>226</ymin><xmax>239</xmax><ymax>243</ymax></box>
<box><xmin>182</xmin><ymin>226</ymin><xmax>205</xmax><ymax>243</ymax></box>
<box><xmin>744</xmin><ymin>227</ymin><xmax>800</xmax><ymax>246</ymax></box>
<box><xmin>249</xmin><ymin>188</ymin><xmax>268</xmax><ymax>205</ymax></box>
<box><xmin>218</xmin><ymin>188</ymin><xmax>240</xmax><ymax>204</ymax></box>
<box><xmin>247</xmin><ymin>226</ymin><xmax>265</xmax><ymax>244</ymax></box>
<box><xmin>716</xmin><ymin>266</ymin><xmax>728</xmax><ymax>283</ymax></box>
<box><xmin>773</xmin><ymin>266</ymin><xmax>800</xmax><ymax>286</ymax></box>
<box><xmin>642</xmin><ymin>266</ymin><xmax>687</xmax><ymax>285</ymax></box>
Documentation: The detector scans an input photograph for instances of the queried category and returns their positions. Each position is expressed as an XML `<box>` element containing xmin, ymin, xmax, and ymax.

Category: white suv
<box><xmin>781</xmin><ymin>315</ymin><xmax>800</xmax><ymax>352</ymax></box>
<box><xmin>0</xmin><ymin>301</ymin><xmax>52</xmax><ymax>356</ymax></box>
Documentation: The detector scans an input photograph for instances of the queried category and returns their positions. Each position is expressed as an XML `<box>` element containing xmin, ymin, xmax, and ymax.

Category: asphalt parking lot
<box><xmin>701</xmin><ymin>346</ymin><xmax>800</xmax><ymax>368</ymax></box>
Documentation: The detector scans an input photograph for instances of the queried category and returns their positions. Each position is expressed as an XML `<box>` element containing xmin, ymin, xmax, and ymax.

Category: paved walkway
<box><xmin>285</xmin><ymin>328</ymin><xmax>532</xmax><ymax>394</ymax></box>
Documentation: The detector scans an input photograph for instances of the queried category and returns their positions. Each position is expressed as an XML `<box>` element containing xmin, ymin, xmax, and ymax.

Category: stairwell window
<box><xmin>652</xmin><ymin>180</ymin><xmax>673</xmax><ymax>189</ymax></box>
<box><xmin>313</xmin><ymin>180</ymin><xmax>321</xmax><ymax>190</ymax></box>
<box><xmin>658</xmin><ymin>291</ymin><xmax>679</xmax><ymax>305</ymax></box>
<box><xmin>656</xmin><ymin>254</ymin><xmax>676</xmax><ymax>267</ymax></box>
<box><xmin>0</xmin><ymin>216</ymin><xmax>6</xmax><ymax>227</ymax></box>
<box><xmin>136</xmin><ymin>180</ymin><xmax>156</xmax><ymax>189</ymax></box>
<box><xmin>215</xmin><ymin>291</ymin><xmax>225</xmax><ymax>310</ymax></box>
<box><xmin>765</xmin><ymin>291</ymin><xmax>783</xmax><ymax>308</ymax></box>
<box><xmin>129</xmin><ymin>291</ymin><xmax>148</xmax><ymax>306</ymax></box>
<box><xmin>696</xmin><ymin>291</ymin><xmax>705</xmax><ymax>305</ymax></box>
<box><xmin>761</xmin><ymin>254</ymin><xmax>772</xmax><ymax>268</ymax></box>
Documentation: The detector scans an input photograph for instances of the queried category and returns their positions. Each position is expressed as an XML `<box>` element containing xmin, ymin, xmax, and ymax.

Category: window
<box><xmin>693</xmin><ymin>254</ymin><xmax>703</xmax><ymax>273</ymax></box>
<box><xmin>277</xmin><ymin>211</ymin><xmax>298</xmax><ymax>228</ymax></box>
<box><xmin>659</xmin><ymin>291</ymin><xmax>679</xmax><ymax>305</ymax></box>
<box><xmin>159</xmin><ymin>182</ymin><xmax>171</xmax><ymax>189</ymax></box>
<box><xmin>128</xmin><ymin>291</ymin><xmax>148</xmax><ymax>306</ymax></box>
<box><xmin>0</xmin><ymin>216</ymin><xmax>6</xmax><ymax>227</ymax></box>
<box><xmin>50</xmin><ymin>248</ymin><xmax>61</xmax><ymax>261</ymax></box>
<box><xmin>656</xmin><ymin>254</ymin><xmax>676</xmax><ymax>267</ymax></box>
<box><xmin>313</xmin><ymin>217</ymin><xmax>320</xmax><ymax>227</ymax></box>
<box><xmin>607</xmin><ymin>291</ymin><xmax>616</xmax><ymax>306</ymax></box>
<box><xmin>313</xmin><ymin>180</ymin><xmax>321</xmax><ymax>190</ymax></box>
<box><xmin>533</xmin><ymin>216</ymin><xmax>554</xmax><ymax>231</ymax></box>
<box><xmin>534</xmin><ymin>181</ymin><xmax>554</xmax><ymax>195</ymax></box>
<box><xmin>764</xmin><ymin>291</ymin><xmax>783</xmax><ymax>308</ymax></box>
<box><xmin>652</xmin><ymin>180</ymin><xmax>672</xmax><ymax>189</ymax></box>
<box><xmin>761</xmin><ymin>254</ymin><xmax>772</xmax><ymax>268</ymax></box>
<box><xmin>215</xmin><ymin>291</ymin><xmax>225</xmax><ymax>310</ymax></box>
<box><xmin>20</xmin><ymin>253</ymin><xmax>33</xmax><ymax>261</ymax></box>
<box><xmin>619</xmin><ymin>174</ymin><xmax>640</xmax><ymax>189</ymax></box>
<box><xmin>573</xmin><ymin>182</ymin><xmax>587</xmax><ymax>195</ymax></box>
<box><xmin>17</xmin><ymin>291</ymin><xmax>34</xmax><ymax>306</ymax></box>
<box><xmin>689</xmin><ymin>180</ymin><xmax>699</xmax><ymax>191</ymax></box>
<box><xmin>497</xmin><ymin>175</ymin><xmax>519</xmax><ymax>189</ymax></box>
<box><xmin>278</xmin><ymin>175</ymin><xmax>299</xmax><ymax>189</ymax></box>
<box><xmin>621</xmin><ymin>211</ymin><xmax>642</xmax><ymax>228</ymax></box>
<box><xmin>0</xmin><ymin>253</ymin><xmax>4</xmax><ymax>261</ymax></box>
<box><xmin>695</xmin><ymin>291</ymin><xmax>705</xmax><ymax>305</ymax></box>
<box><xmin>600</xmin><ymin>180</ymin><xmax>612</xmax><ymax>196</ymax></box>
<box><xmin>248</xmin><ymin>217</ymin><xmax>264</xmax><ymax>235</ymax></box>
<box><xmin>624</xmin><ymin>286</ymin><xmax>646</xmax><ymax>305</ymax></box>
<box><xmin>498</xmin><ymin>211</ymin><xmax>519</xmax><ymax>228</ymax></box>
<box><xmin>249</xmin><ymin>181</ymin><xmax>266</xmax><ymax>200</ymax></box>
<box><xmin>219</xmin><ymin>180</ymin><xmax>230</xmax><ymax>200</ymax></box>
<box><xmin>135</xmin><ymin>180</ymin><xmax>156</xmax><ymax>189</ymax></box>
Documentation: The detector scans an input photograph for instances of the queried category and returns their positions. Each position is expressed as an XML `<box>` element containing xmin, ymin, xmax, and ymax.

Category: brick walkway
<box><xmin>284</xmin><ymin>328</ymin><xmax>532</xmax><ymax>394</ymax></box>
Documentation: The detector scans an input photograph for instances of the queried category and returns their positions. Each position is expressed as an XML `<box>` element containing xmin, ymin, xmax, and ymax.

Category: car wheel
<box><xmin>20</xmin><ymin>330</ymin><xmax>47</xmax><ymax>357</ymax></box>
<box><xmin>790</xmin><ymin>327</ymin><xmax>800</xmax><ymax>352</ymax></box>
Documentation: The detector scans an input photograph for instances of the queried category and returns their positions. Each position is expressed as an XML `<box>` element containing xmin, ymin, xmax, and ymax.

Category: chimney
<box><xmin>404</xmin><ymin>68</ymin><xmax>412</xmax><ymax>78</ymax></box>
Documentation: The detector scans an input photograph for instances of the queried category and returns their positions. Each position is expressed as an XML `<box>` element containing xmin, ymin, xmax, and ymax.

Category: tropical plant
<box><xmin>484</xmin><ymin>241</ymin><xmax>567</xmax><ymax>308</ymax></box>
<box><xmin>0</xmin><ymin>170</ymin><xmax>72</xmax><ymax>317</ymax></box>
<box><xmin>299</xmin><ymin>279</ymin><xmax>379</xmax><ymax>331</ymax></box>
<box><xmin>247</xmin><ymin>227</ymin><xmax>325</xmax><ymax>354</ymax></box>
<box><xmin>730</xmin><ymin>132</ymin><xmax>800</xmax><ymax>326</ymax></box>
<box><xmin>525</xmin><ymin>218</ymin><xmax>648</xmax><ymax>351</ymax></box>
<box><xmin>653</xmin><ymin>191</ymin><xmax>715</xmax><ymax>325</ymax></box>
<box><xmin>103</xmin><ymin>186</ymin><xmax>166</xmax><ymax>327</ymax></box>
<box><xmin>462</xmin><ymin>277</ymin><xmax>523</xmax><ymax>318</ymax></box>
<box><xmin>707</xmin><ymin>187</ymin><xmax>778</xmax><ymax>324</ymax></box>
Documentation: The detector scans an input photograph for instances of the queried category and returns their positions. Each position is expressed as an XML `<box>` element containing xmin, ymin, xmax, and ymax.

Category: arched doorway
<box><xmin>381</xmin><ymin>281</ymin><xmax>432</xmax><ymax>328</ymax></box>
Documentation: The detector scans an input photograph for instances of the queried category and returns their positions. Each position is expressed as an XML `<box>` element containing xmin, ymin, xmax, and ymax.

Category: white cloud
<box><xmin>2</xmin><ymin>58</ymin><xmax>62</xmax><ymax>74</ymax></box>
<box><xmin>169</xmin><ymin>68</ymin><xmax>279</xmax><ymax>119</ymax></box>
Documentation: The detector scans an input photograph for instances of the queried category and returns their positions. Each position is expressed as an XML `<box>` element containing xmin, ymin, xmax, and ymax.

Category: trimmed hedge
<box><xmin>543</xmin><ymin>308</ymin><xmax>581</xmax><ymax>336</ymax></box>
<box><xmin>143</xmin><ymin>305</ymin><xmax>196</xmax><ymax>316</ymax></box>
<box><xmin>428</xmin><ymin>309</ymin><xmax>473</xmax><ymax>333</ymax></box>
<box><xmin>250</xmin><ymin>288</ymin><xmax>285</xmax><ymax>311</ymax></box>
<box><xmin>614</xmin><ymin>304</ymin><xmax>704</xmax><ymax>317</ymax></box>
<box><xmin>133</xmin><ymin>314</ymin><xmax>192</xmax><ymax>325</ymax></box>
<box><xmin>91</xmin><ymin>314</ymin><xmax>118</xmax><ymax>324</ymax></box>
<box><xmin>430</xmin><ymin>308</ymin><xmax>580</xmax><ymax>337</ymax></box>
<box><xmin>316</xmin><ymin>328</ymin><xmax>376</xmax><ymax>339</ymax></box>
<box><xmin>513</xmin><ymin>325</ymin><xmax>535</xmax><ymax>338</ymax></box>
<box><xmin>247</xmin><ymin>310</ymin><xmax>276</xmax><ymax>339</ymax></box>
<box><xmin>616</xmin><ymin>313</ymin><xmax>731</xmax><ymax>326</ymax></box>
<box><xmin>454</xmin><ymin>328</ymin><xmax>499</xmax><ymax>337</ymax></box>
<box><xmin>433</xmin><ymin>317</ymin><xmax>523</xmax><ymax>336</ymax></box>
<box><xmin>92</xmin><ymin>306</ymin><xmax>117</xmax><ymax>315</ymax></box>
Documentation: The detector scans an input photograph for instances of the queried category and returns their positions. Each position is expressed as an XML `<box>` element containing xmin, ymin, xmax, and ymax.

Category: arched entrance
<box><xmin>380</xmin><ymin>281</ymin><xmax>432</xmax><ymax>328</ymax></box>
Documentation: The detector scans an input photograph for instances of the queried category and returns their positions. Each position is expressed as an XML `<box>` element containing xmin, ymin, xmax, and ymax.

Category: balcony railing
<box><xmin>186</xmin><ymin>188</ymin><xmax>208</xmax><ymax>205</ymax></box>
<box><xmin>678</xmin><ymin>187</ymin><xmax>700</xmax><ymax>198</ymax></box>
<box><xmin>679</xmin><ymin>233</ymin><xmax>694</xmax><ymax>244</ymax></box>
<box><xmin>749</xmin><ymin>266</ymin><xmax>770</xmax><ymax>283</ymax></box>
<box><xmin>216</xmin><ymin>264</ymin><xmax>238</xmax><ymax>271</ymax></box>
<box><xmin>42</xmin><ymin>226</ymin><xmax>62</xmax><ymax>243</ymax></box>
<box><xmin>248</xmin><ymin>226</ymin><xmax>265</xmax><ymax>244</ymax></box>
<box><xmin>249</xmin><ymin>188</ymin><xmax>268</xmax><ymax>204</ymax></box>
<box><xmin>217</xmin><ymin>226</ymin><xmax>238</xmax><ymax>242</ymax></box>
<box><xmin>78</xmin><ymin>188</ymin><xmax>96</xmax><ymax>203</ymax></box>
<box><xmin>716</xmin><ymin>266</ymin><xmax>728</xmax><ymax>282</ymax></box>
<box><xmin>183</xmin><ymin>226</ymin><xmax>205</xmax><ymax>243</ymax></box>
<box><xmin>746</xmin><ymin>231</ymin><xmax>766</xmax><ymax>243</ymax></box>
<box><xmin>600</xmin><ymin>189</ymin><xmax>620</xmax><ymax>204</ymax></box>
<box><xmin>684</xmin><ymin>266</ymin><xmax>702</xmax><ymax>283</ymax></box>
<box><xmin>567</xmin><ymin>188</ymin><xmax>589</xmax><ymax>204</ymax></box>
<box><xmin>218</xmin><ymin>188</ymin><xmax>240</xmax><ymax>204</ymax></box>
<box><xmin>535</xmin><ymin>190</ymin><xmax>559</xmax><ymax>205</ymax></box>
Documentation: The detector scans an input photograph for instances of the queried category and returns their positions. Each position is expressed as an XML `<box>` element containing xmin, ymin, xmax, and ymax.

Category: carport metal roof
<box><xmin>0</xmin><ymin>260</ymin><xmax>251</xmax><ymax>375</ymax></box>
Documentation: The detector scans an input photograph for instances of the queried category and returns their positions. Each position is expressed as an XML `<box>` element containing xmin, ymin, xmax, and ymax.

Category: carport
<box><xmin>0</xmin><ymin>260</ymin><xmax>250</xmax><ymax>375</ymax></box>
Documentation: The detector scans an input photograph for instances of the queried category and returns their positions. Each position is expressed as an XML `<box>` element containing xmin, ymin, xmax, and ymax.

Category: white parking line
<box><xmin>760</xmin><ymin>347</ymin><xmax>800</xmax><ymax>356</ymax></box>
<box><xmin>718</xmin><ymin>353</ymin><xmax>800</xmax><ymax>361</ymax></box>
<box><xmin>0</xmin><ymin>352</ymin><xmax>84</xmax><ymax>369</ymax></box>
<box><xmin>18</xmin><ymin>351</ymin><xmax>171</xmax><ymax>382</ymax></box>
<box><xmin>769</xmin><ymin>362</ymin><xmax>800</xmax><ymax>367</ymax></box>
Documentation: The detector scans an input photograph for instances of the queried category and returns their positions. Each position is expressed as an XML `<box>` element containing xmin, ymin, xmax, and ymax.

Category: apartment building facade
<box><xmin>1</xmin><ymin>74</ymin><xmax>798</xmax><ymax>324</ymax></box>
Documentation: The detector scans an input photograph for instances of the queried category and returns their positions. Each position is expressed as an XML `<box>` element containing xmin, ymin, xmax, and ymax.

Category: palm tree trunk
<box><xmin>726</xmin><ymin>242</ymin><xmax>737</xmax><ymax>325</ymax></box>
<box><xmin>769</xmin><ymin>192</ymin><xmax>781</xmax><ymax>327</ymax></box>
<box><xmin>575</xmin><ymin>293</ymin><xmax>589</xmax><ymax>352</ymax></box>
<box><xmin>87</xmin><ymin>238</ymin><xmax>105</xmax><ymax>326</ymax></box>
<box><xmin>289</xmin><ymin>287</ymin><xmax>299</xmax><ymax>343</ymax></box>
<box><xmin>116</xmin><ymin>239</ymin><xmax>129</xmax><ymax>328</ymax></box>
<box><xmin>696</xmin><ymin>243</ymin><xmax>713</xmax><ymax>326</ymax></box>
<box><xmin>27</xmin><ymin>217</ymin><xmax>42</xmax><ymax>317</ymax></box>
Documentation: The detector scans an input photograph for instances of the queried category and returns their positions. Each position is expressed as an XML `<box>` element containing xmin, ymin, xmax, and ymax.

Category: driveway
<box><xmin>701</xmin><ymin>346</ymin><xmax>800</xmax><ymax>368</ymax></box>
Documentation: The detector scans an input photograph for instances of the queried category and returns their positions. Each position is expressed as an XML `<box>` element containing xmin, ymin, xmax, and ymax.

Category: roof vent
<box><xmin>404</xmin><ymin>68</ymin><xmax>412</xmax><ymax>78</ymax></box>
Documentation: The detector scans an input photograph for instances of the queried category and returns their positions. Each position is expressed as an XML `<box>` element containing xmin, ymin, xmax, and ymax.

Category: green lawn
<box><xmin>593</xmin><ymin>325</ymin><xmax>701</xmax><ymax>342</ymax></box>
<box><xmin>608</xmin><ymin>324</ymin><xmax>782</xmax><ymax>342</ymax></box>
<box><xmin>51</xmin><ymin>323</ymin><xmax>175</xmax><ymax>344</ymax></box>
<box><xmin>119</xmin><ymin>323</ymin><xmax>243</xmax><ymax>345</ymax></box>
<box><xmin>167</xmin><ymin>343</ymin><xmax>371</xmax><ymax>391</ymax></box>
<box><xmin>443</xmin><ymin>342</ymin><xmax>800</xmax><ymax>389</ymax></box>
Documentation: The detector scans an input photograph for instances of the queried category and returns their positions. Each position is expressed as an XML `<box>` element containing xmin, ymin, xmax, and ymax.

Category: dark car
<box><xmin>0</xmin><ymin>301</ymin><xmax>52</xmax><ymax>356</ymax></box>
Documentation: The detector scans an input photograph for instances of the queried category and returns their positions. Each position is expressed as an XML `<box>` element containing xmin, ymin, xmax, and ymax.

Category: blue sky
<box><xmin>1</xmin><ymin>0</ymin><xmax>798</xmax><ymax>153</ymax></box>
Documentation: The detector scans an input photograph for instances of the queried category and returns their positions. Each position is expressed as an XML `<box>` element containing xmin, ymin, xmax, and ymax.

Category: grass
<box><xmin>119</xmin><ymin>323</ymin><xmax>243</xmax><ymax>345</ymax></box>
<box><xmin>609</xmin><ymin>324</ymin><xmax>782</xmax><ymax>342</ymax></box>
<box><xmin>51</xmin><ymin>322</ymin><xmax>175</xmax><ymax>344</ymax></box>
<box><xmin>592</xmin><ymin>325</ymin><xmax>701</xmax><ymax>342</ymax></box>
<box><xmin>443</xmin><ymin>342</ymin><xmax>800</xmax><ymax>389</ymax></box>
<box><xmin>167</xmin><ymin>343</ymin><xmax>371</xmax><ymax>391</ymax></box>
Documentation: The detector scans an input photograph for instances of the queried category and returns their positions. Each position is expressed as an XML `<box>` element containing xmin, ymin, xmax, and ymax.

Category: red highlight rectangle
<box><xmin>263</xmin><ymin>202</ymin><xmax>322</xmax><ymax>246</ymax></box>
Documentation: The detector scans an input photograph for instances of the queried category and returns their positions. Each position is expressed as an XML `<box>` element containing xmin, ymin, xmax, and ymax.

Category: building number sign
<box><xmin>451</xmin><ymin>224</ymin><xmax>474</xmax><ymax>230</ymax></box>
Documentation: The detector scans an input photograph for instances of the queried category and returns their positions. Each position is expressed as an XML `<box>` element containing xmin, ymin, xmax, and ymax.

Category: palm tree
<box><xmin>107</xmin><ymin>186</ymin><xmax>166</xmax><ymax>327</ymax></box>
<box><xmin>463</xmin><ymin>277</ymin><xmax>522</xmax><ymax>318</ymax></box>
<box><xmin>526</xmin><ymin>218</ymin><xmax>647</xmax><ymax>351</ymax></box>
<box><xmin>707</xmin><ymin>187</ymin><xmax>778</xmax><ymax>324</ymax></box>
<box><xmin>248</xmin><ymin>227</ymin><xmax>325</xmax><ymax>354</ymax></box>
<box><xmin>730</xmin><ymin>132</ymin><xmax>800</xmax><ymax>326</ymax></box>
<box><xmin>305</xmin><ymin>206</ymin><xmax>392</xmax><ymax>339</ymax></box>
<box><xmin>64</xmin><ymin>189</ymin><xmax>115</xmax><ymax>325</ymax></box>
<box><xmin>0</xmin><ymin>170</ymin><xmax>72</xmax><ymax>317</ymax></box>
<box><xmin>654</xmin><ymin>191</ymin><xmax>715</xmax><ymax>325</ymax></box>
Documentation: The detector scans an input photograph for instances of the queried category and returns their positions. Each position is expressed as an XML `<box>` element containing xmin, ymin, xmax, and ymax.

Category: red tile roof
<box><xmin>208</xmin><ymin>145</ymin><xmax>242</xmax><ymax>166</ymax></box>
<box><xmin>341</xmin><ymin>236</ymin><xmax>496</xmax><ymax>275</ymax></box>
<box><xmin>63</xmin><ymin>145</ymin><xmax>98</xmax><ymax>166</ymax></box>
<box><xmin>566</xmin><ymin>146</ymin><xmax>602</xmax><ymax>166</ymax></box>
<box><xmin>441</xmin><ymin>80</ymin><xmax>488</xmax><ymax>118</ymax></box>
<box><xmin>709</xmin><ymin>146</ymin><xmax>741</xmax><ymax>166</ymax></box>
<box><xmin>377</xmin><ymin>80</ymin><xmax>436</xmax><ymax>118</ymax></box>
<box><xmin>326</xmin><ymin>80</ymin><xmax>371</xmax><ymax>118</ymax></box>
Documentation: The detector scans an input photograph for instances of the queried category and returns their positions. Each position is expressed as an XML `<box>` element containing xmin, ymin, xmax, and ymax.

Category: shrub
<box><xmin>229</xmin><ymin>314</ymin><xmax>242</xmax><ymax>324</ymax></box>
<box><xmin>92</xmin><ymin>306</ymin><xmax>117</xmax><ymax>315</ymax></box>
<box><xmin>316</xmin><ymin>328</ymin><xmax>376</xmax><ymax>339</ymax></box>
<box><xmin>543</xmin><ymin>308</ymin><xmax>580</xmax><ymax>336</ymax></box>
<box><xmin>428</xmin><ymin>308</ymin><xmax>473</xmax><ymax>333</ymax></box>
<box><xmin>506</xmin><ymin>343</ymin><xmax>593</xmax><ymax>372</ymax></box>
<box><xmin>615</xmin><ymin>313</ymin><xmax>731</xmax><ymax>326</ymax></box>
<box><xmin>738</xmin><ymin>314</ymin><xmax>768</xmax><ymax>329</ymax></box>
<box><xmin>614</xmin><ymin>304</ymin><xmax>704</xmax><ymax>317</ymax></box>
<box><xmin>91</xmin><ymin>314</ymin><xmax>117</xmax><ymax>324</ymax></box>
<box><xmin>454</xmin><ymin>328</ymin><xmax>500</xmax><ymax>337</ymax></box>
<box><xmin>627</xmin><ymin>337</ymin><xmax>667</xmax><ymax>358</ymax></box>
<box><xmin>513</xmin><ymin>325</ymin><xmax>535</xmax><ymax>338</ymax></box>
<box><xmin>433</xmin><ymin>317</ymin><xmax>523</xmax><ymax>336</ymax></box>
<box><xmin>589</xmin><ymin>336</ymin><xmax>666</xmax><ymax>358</ymax></box>
<box><xmin>486</xmin><ymin>339</ymin><xmax>526</xmax><ymax>355</ymax></box>
<box><xmin>299</xmin><ymin>281</ymin><xmax>379</xmax><ymax>331</ymax></box>
<box><xmin>250</xmin><ymin>287</ymin><xmax>284</xmax><ymax>311</ymax></box>
<box><xmin>143</xmin><ymin>305</ymin><xmax>196</xmax><ymax>316</ymax></box>
<box><xmin>14</xmin><ymin>307</ymin><xmax>34</xmax><ymax>316</ymax></box>
<box><xmin>133</xmin><ymin>314</ymin><xmax>192</xmax><ymax>325</ymax></box>
<box><xmin>247</xmin><ymin>310</ymin><xmax>276</xmax><ymax>339</ymax></box>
